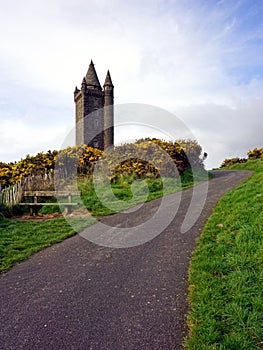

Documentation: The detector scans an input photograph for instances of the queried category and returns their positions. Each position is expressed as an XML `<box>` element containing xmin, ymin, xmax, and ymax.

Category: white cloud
<box><xmin>176</xmin><ymin>98</ymin><xmax>263</xmax><ymax>168</ymax></box>
<box><xmin>0</xmin><ymin>118</ymin><xmax>67</xmax><ymax>162</ymax></box>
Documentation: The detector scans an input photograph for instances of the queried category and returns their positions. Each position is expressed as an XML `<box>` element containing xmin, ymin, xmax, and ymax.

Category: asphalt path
<box><xmin>0</xmin><ymin>170</ymin><xmax>251</xmax><ymax>350</ymax></box>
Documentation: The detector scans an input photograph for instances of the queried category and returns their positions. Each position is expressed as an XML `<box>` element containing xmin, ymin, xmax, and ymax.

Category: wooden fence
<box><xmin>0</xmin><ymin>181</ymin><xmax>23</xmax><ymax>207</ymax></box>
<box><xmin>0</xmin><ymin>171</ymin><xmax>55</xmax><ymax>207</ymax></box>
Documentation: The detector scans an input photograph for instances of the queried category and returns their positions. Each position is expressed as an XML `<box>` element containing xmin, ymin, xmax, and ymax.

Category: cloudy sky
<box><xmin>0</xmin><ymin>0</ymin><xmax>262</xmax><ymax>169</ymax></box>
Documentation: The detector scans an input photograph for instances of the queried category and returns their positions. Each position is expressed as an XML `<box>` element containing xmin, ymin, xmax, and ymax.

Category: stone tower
<box><xmin>74</xmin><ymin>60</ymin><xmax>114</xmax><ymax>149</ymax></box>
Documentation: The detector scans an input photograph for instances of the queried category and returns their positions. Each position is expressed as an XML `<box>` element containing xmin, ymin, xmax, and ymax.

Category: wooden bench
<box><xmin>19</xmin><ymin>191</ymin><xmax>81</xmax><ymax>215</ymax></box>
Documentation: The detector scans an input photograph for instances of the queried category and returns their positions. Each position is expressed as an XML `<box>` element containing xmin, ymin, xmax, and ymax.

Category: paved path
<box><xmin>0</xmin><ymin>170</ymin><xmax>251</xmax><ymax>350</ymax></box>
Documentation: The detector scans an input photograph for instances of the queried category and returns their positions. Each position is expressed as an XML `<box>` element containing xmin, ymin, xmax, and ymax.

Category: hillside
<box><xmin>185</xmin><ymin>159</ymin><xmax>263</xmax><ymax>349</ymax></box>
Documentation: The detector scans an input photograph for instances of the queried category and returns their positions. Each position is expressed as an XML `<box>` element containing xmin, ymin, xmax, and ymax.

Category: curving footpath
<box><xmin>0</xmin><ymin>170</ymin><xmax>251</xmax><ymax>350</ymax></box>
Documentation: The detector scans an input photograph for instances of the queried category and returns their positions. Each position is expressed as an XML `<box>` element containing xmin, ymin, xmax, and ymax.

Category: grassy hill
<box><xmin>185</xmin><ymin>159</ymin><xmax>263</xmax><ymax>349</ymax></box>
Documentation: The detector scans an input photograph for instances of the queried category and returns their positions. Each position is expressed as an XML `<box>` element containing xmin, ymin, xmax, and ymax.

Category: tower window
<box><xmin>94</xmin><ymin>108</ymin><xmax>99</xmax><ymax>117</ymax></box>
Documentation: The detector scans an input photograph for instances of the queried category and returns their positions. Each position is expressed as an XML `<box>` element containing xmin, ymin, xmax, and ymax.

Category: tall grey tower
<box><xmin>74</xmin><ymin>60</ymin><xmax>114</xmax><ymax>149</ymax></box>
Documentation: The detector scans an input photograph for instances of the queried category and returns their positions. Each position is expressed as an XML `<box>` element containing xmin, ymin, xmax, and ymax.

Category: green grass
<box><xmin>79</xmin><ymin>168</ymin><xmax>210</xmax><ymax>216</ymax></box>
<box><xmin>185</xmin><ymin>159</ymin><xmax>263</xmax><ymax>349</ymax></box>
<box><xmin>0</xmin><ymin>216</ymin><xmax>96</xmax><ymax>273</ymax></box>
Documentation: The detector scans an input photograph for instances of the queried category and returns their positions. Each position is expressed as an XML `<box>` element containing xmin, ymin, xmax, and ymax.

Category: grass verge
<box><xmin>0</xmin><ymin>216</ymin><xmax>96</xmax><ymax>273</ymax></box>
<box><xmin>185</xmin><ymin>159</ymin><xmax>263</xmax><ymax>349</ymax></box>
<box><xmin>79</xmin><ymin>168</ymin><xmax>210</xmax><ymax>216</ymax></box>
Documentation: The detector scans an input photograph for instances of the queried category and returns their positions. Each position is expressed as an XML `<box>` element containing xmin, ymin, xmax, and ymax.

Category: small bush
<box><xmin>247</xmin><ymin>147</ymin><xmax>263</xmax><ymax>160</ymax></box>
<box><xmin>220</xmin><ymin>157</ymin><xmax>247</xmax><ymax>168</ymax></box>
<box><xmin>0</xmin><ymin>203</ymin><xmax>26</xmax><ymax>218</ymax></box>
<box><xmin>221</xmin><ymin>147</ymin><xmax>263</xmax><ymax>168</ymax></box>
<box><xmin>11</xmin><ymin>205</ymin><xmax>26</xmax><ymax>216</ymax></box>
<box><xmin>0</xmin><ymin>204</ymin><xmax>12</xmax><ymax>218</ymax></box>
<box><xmin>39</xmin><ymin>205</ymin><xmax>62</xmax><ymax>215</ymax></box>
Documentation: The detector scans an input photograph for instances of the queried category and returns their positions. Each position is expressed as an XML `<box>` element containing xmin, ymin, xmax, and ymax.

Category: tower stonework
<box><xmin>74</xmin><ymin>60</ymin><xmax>114</xmax><ymax>149</ymax></box>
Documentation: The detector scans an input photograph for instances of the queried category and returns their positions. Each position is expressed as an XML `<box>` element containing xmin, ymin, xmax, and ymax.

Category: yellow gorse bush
<box><xmin>220</xmin><ymin>147</ymin><xmax>263</xmax><ymax>168</ymax></box>
<box><xmin>247</xmin><ymin>147</ymin><xmax>263</xmax><ymax>160</ymax></box>
<box><xmin>0</xmin><ymin>139</ymin><xmax>204</xmax><ymax>187</ymax></box>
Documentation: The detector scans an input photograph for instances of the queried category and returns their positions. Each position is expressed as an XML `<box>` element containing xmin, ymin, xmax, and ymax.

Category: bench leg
<box><xmin>31</xmin><ymin>205</ymin><xmax>38</xmax><ymax>216</ymax></box>
<box><xmin>32</xmin><ymin>195</ymin><xmax>39</xmax><ymax>216</ymax></box>
<box><xmin>30</xmin><ymin>207</ymin><xmax>38</xmax><ymax>216</ymax></box>
<box><xmin>35</xmin><ymin>206</ymin><xmax>39</xmax><ymax>216</ymax></box>
<box><xmin>67</xmin><ymin>194</ymin><xmax>72</xmax><ymax>214</ymax></box>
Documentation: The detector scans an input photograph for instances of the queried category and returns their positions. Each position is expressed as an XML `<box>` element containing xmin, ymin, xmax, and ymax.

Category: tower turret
<box><xmin>81</xmin><ymin>77</ymin><xmax>87</xmax><ymax>91</ymax></box>
<box><xmin>74</xmin><ymin>86</ymin><xmax>80</xmax><ymax>95</ymax></box>
<box><xmin>103</xmin><ymin>70</ymin><xmax>114</xmax><ymax>149</ymax></box>
<box><xmin>86</xmin><ymin>60</ymin><xmax>102</xmax><ymax>91</ymax></box>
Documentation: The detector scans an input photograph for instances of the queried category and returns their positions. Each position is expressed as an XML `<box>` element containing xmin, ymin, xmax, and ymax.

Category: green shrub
<box><xmin>0</xmin><ymin>204</ymin><xmax>12</xmax><ymax>218</ymax></box>
<box><xmin>39</xmin><ymin>205</ymin><xmax>62</xmax><ymax>215</ymax></box>
<box><xmin>11</xmin><ymin>205</ymin><xmax>26</xmax><ymax>216</ymax></box>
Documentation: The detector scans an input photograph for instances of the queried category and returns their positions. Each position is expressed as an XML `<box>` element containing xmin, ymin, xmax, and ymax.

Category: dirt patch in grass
<box><xmin>17</xmin><ymin>208</ymin><xmax>92</xmax><ymax>221</ymax></box>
